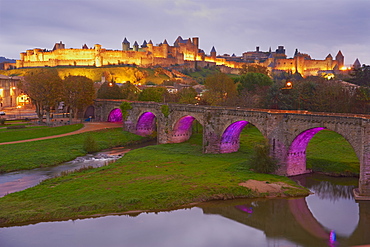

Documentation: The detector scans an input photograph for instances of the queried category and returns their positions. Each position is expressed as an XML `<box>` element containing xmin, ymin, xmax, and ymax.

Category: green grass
<box><xmin>0</xmin><ymin>128</ymin><xmax>147</xmax><ymax>173</ymax></box>
<box><xmin>0</xmin><ymin>125</ymin><xmax>360</xmax><ymax>226</ymax></box>
<box><xmin>307</xmin><ymin>129</ymin><xmax>359</xmax><ymax>175</ymax></box>
<box><xmin>0</xmin><ymin>127</ymin><xmax>309</xmax><ymax>226</ymax></box>
<box><xmin>0</xmin><ymin>124</ymin><xmax>83</xmax><ymax>143</ymax></box>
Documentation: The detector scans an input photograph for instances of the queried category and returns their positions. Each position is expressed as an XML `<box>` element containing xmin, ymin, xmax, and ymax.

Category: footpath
<box><xmin>0</xmin><ymin>122</ymin><xmax>123</xmax><ymax>145</ymax></box>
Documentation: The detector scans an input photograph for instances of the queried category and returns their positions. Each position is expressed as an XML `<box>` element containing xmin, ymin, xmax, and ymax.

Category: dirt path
<box><xmin>0</xmin><ymin>122</ymin><xmax>123</xmax><ymax>145</ymax></box>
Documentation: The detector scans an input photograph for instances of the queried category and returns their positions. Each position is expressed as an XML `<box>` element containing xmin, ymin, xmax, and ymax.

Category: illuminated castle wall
<box><xmin>16</xmin><ymin>37</ymin><xmax>345</xmax><ymax>77</ymax></box>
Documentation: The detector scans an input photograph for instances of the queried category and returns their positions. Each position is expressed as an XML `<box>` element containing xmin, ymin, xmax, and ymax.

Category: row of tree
<box><xmin>21</xmin><ymin>69</ymin><xmax>95</xmax><ymax>123</ymax></box>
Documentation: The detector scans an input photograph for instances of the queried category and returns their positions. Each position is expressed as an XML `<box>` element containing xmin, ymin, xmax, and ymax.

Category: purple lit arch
<box><xmin>171</xmin><ymin>115</ymin><xmax>196</xmax><ymax>143</ymax></box>
<box><xmin>286</xmin><ymin>127</ymin><xmax>326</xmax><ymax>176</ymax></box>
<box><xmin>220</xmin><ymin>121</ymin><xmax>249</xmax><ymax>153</ymax></box>
<box><xmin>136</xmin><ymin>112</ymin><xmax>156</xmax><ymax>136</ymax></box>
<box><xmin>107</xmin><ymin>108</ymin><xmax>122</xmax><ymax>122</ymax></box>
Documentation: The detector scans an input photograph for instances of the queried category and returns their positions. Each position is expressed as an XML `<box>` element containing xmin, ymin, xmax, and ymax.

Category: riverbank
<box><xmin>0</xmin><ymin>129</ymin><xmax>310</xmax><ymax>226</ymax></box>
<box><xmin>0</xmin><ymin>126</ymin><xmax>360</xmax><ymax>226</ymax></box>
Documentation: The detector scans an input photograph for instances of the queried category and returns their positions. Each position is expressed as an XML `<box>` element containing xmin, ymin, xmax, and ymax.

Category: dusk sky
<box><xmin>1</xmin><ymin>0</ymin><xmax>369</xmax><ymax>65</ymax></box>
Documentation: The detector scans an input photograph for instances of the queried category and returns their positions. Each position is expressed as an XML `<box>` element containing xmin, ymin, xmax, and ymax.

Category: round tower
<box><xmin>122</xmin><ymin>38</ymin><xmax>130</xmax><ymax>51</ymax></box>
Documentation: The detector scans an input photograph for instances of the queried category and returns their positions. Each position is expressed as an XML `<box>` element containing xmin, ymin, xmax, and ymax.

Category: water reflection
<box><xmin>1</xmin><ymin>174</ymin><xmax>370</xmax><ymax>247</ymax></box>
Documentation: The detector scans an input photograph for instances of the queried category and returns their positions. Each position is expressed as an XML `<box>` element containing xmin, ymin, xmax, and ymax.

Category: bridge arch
<box><xmin>136</xmin><ymin>111</ymin><xmax>157</xmax><ymax>136</ymax></box>
<box><xmin>107</xmin><ymin>108</ymin><xmax>122</xmax><ymax>122</ymax></box>
<box><xmin>286</xmin><ymin>127</ymin><xmax>359</xmax><ymax>176</ymax></box>
<box><xmin>220</xmin><ymin>121</ymin><xmax>249</xmax><ymax>153</ymax></box>
<box><xmin>169</xmin><ymin>115</ymin><xmax>200</xmax><ymax>143</ymax></box>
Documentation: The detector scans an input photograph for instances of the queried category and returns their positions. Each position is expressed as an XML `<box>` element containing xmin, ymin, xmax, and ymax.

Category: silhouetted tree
<box><xmin>62</xmin><ymin>75</ymin><xmax>95</xmax><ymax>120</ymax></box>
<box><xmin>203</xmin><ymin>72</ymin><xmax>237</xmax><ymax>106</ymax></box>
<box><xmin>178</xmin><ymin>87</ymin><xmax>198</xmax><ymax>104</ymax></box>
<box><xmin>22</xmin><ymin>68</ymin><xmax>63</xmax><ymax>123</ymax></box>
<box><xmin>97</xmin><ymin>81</ymin><xmax>123</xmax><ymax>99</ymax></box>
<box><xmin>138</xmin><ymin>87</ymin><xmax>168</xmax><ymax>102</ymax></box>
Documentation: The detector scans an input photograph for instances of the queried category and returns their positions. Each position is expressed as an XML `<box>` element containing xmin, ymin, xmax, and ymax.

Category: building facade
<box><xmin>15</xmin><ymin>36</ymin><xmax>350</xmax><ymax>77</ymax></box>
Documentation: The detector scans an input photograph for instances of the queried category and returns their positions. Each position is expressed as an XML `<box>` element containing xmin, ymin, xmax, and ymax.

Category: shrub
<box><xmin>119</xmin><ymin>101</ymin><xmax>133</xmax><ymax>121</ymax></box>
<box><xmin>249</xmin><ymin>141</ymin><xmax>278</xmax><ymax>174</ymax></box>
<box><xmin>0</xmin><ymin>119</ymin><xmax>5</xmax><ymax>125</ymax></box>
<box><xmin>83</xmin><ymin>135</ymin><xmax>99</xmax><ymax>153</ymax></box>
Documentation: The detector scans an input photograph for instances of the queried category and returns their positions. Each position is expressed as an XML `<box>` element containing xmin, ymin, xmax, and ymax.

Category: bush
<box><xmin>83</xmin><ymin>135</ymin><xmax>99</xmax><ymax>153</ymax></box>
<box><xmin>0</xmin><ymin>119</ymin><xmax>5</xmax><ymax>125</ymax></box>
<box><xmin>249</xmin><ymin>141</ymin><xmax>278</xmax><ymax>174</ymax></box>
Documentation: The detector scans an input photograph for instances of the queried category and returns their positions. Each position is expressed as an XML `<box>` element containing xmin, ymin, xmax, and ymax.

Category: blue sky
<box><xmin>1</xmin><ymin>0</ymin><xmax>369</xmax><ymax>65</ymax></box>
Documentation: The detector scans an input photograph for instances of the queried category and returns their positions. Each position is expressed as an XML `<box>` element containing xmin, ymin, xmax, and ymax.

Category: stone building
<box><xmin>0</xmin><ymin>75</ymin><xmax>29</xmax><ymax>109</ymax></box>
<box><xmin>15</xmin><ymin>36</ymin><xmax>357</xmax><ymax>77</ymax></box>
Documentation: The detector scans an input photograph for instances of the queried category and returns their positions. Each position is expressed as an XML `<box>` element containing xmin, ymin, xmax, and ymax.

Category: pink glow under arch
<box><xmin>220</xmin><ymin>121</ymin><xmax>249</xmax><ymax>153</ymax></box>
<box><xmin>286</xmin><ymin>127</ymin><xmax>326</xmax><ymax>176</ymax></box>
<box><xmin>171</xmin><ymin>115</ymin><xmax>196</xmax><ymax>143</ymax></box>
<box><xmin>136</xmin><ymin>112</ymin><xmax>156</xmax><ymax>136</ymax></box>
<box><xmin>107</xmin><ymin>108</ymin><xmax>122</xmax><ymax>122</ymax></box>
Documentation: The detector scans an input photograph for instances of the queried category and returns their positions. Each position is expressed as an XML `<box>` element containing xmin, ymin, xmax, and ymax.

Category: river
<box><xmin>0</xmin><ymin>154</ymin><xmax>369</xmax><ymax>246</ymax></box>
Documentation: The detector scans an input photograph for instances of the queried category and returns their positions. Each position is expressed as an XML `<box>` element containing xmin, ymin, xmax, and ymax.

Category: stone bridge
<box><xmin>94</xmin><ymin>99</ymin><xmax>370</xmax><ymax>199</ymax></box>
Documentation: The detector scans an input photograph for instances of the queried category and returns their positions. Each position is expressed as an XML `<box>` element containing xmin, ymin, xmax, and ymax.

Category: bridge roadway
<box><xmin>94</xmin><ymin>99</ymin><xmax>370</xmax><ymax>199</ymax></box>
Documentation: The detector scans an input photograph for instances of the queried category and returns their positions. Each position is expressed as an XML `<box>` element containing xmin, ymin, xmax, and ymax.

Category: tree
<box><xmin>203</xmin><ymin>72</ymin><xmax>237</xmax><ymax>106</ymax></box>
<box><xmin>121</xmin><ymin>82</ymin><xmax>140</xmax><ymax>100</ymax></box>
<box><xmin>22</xmin><ymin>68</ymin><xmax>63</xmax><ymax>123</ymax></box>
<box><xmin>178</xmin><ymin>87</ymin><xmax>198</xmax><ymax>104</ymax></box>
<box><xmin>62</xmin><ymin>75</ymin><xmax>95</xmax><ymax>120</ymax></box>
<box><xmin>239</xmin><ymin>64</ymin><xmax>269</xmax><ymax>75</ymax></box>
<box><xmin>237</xmin><ymin>72</ymin><xmax>273</xmax><ymax>92</ymax></box>
<box><xmin>348</xmin><ymin>64</ymin><xmax>370</xmax><ymax>86</ymax></box>
<box><xmin>97</xmin><ymin>81</ymin><xmax>123</xmax><ymax>99</ymax></box>
<box><xmin>138</xmin><ymin>87</ymin><xmax>168</xmax><ymax>102</ymax></box>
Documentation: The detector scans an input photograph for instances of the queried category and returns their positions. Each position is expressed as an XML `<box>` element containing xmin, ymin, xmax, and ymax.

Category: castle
<box><xmin>15</xmin><ymin>36</ymin><xmax>352</xmax><ymax>77</ymax></box>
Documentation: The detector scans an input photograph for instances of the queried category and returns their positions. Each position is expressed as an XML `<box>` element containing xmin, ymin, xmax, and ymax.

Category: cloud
<box><xmin>1</xmin><ymin>0</ymin><xmax>369</xmax><ymax>64</ymax></box>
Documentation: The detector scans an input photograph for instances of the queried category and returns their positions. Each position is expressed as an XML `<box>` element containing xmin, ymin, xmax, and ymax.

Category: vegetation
<box><xmin>248</xmin><ymin>141</ymin><xmax>278</xmax><ymax>174</ymax></box>
<box><xmin>0</xmin><ymin>124</ymin><xmax>83</xmax><ymax>143</ymax></box>
<box><xmin>83</xmin><ymin>135</ymin><xmax>99</xmax><ymax>153</ymax></box>
<box><xmin>119</xmin><ymin>101</ymin><xmax>133</xmax><ymax>121</ymax></box>
<box><xmin>21</xmin><ymin>68</ymin><xmax>63</xmax><ymax>123</ymax></box>
<box><xmin>97</xmin><ymin>81</ymin><xmax>123</xmax><ymax>99</ymax></box>
<box><xmin>161</xmin><ymin>104</ymin><xmax>170</xmax><ymax>118</ymax></box>
<box><xmin>0</xmin><ymin>127</ymin><xmax>309</xmax><ymax>226</ymax></box>
<box><xmin>62</xmin><ymin>75</ymin><xmax>96</xmax><ymax>119</ymax></box>
<box><xmin>138</xmin><ymin>87</ymin><xmax>168</xmax><ymax>102</ymax></box>
<box><xmin>0</xmin><ymin>128</ymin><xmax>147</xmax><ymax>173</ymax></box>
<box><xmin>307</xmin><ymin>129</ymin><xmax>359</xmax><ymax>176</ymax></box>
<box><xmin>203</xmin><ymin>72</ymin><xmax>237</xmax><ymax>105</ymax></box>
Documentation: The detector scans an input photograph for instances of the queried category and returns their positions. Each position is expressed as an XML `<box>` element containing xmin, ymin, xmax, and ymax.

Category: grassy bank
<box><xmin>0</xmin><ymin>125</ymin><xmax>360</xmax><ymax>226</ymax></box>
<box><xmin>0</xmin><ymin>128</ymin><xmax>147</xmax><ymax>173</ymax></box>
<box><xmin>307</xmin><ymin>129</ymin><xmax>359</xmax><ymax>176</ymax></box>
<box><xmin>0</xmin><ymin>128</ymin><xmax>309</xmax><ymax>226</ymax></box>
<box><xmin>0</xmin><ymin>124</ymin><xmax>83</xmax><ymax>143</ymax></box>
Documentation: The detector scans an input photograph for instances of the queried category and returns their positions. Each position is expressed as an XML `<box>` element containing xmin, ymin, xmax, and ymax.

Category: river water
<box><xmin>0</xmin><ymin>156</ymin><xmax>369</xmax><ymax>246</ymax></box>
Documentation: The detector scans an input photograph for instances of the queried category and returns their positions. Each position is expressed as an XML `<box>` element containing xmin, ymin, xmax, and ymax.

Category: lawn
<box><xmin>0</xmin><ymin>124</ymin><xmax>83</xmax><ymax>143</ymax></box>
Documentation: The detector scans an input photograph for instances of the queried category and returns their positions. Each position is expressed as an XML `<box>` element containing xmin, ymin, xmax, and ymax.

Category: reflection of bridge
<box><xmin>94</xmin><ymin>100</ymin><xmax>370</xmax><ymax>198</ymax></box>
<box><xmin>200</xmin><ymin>195</ymin><xmax>370</xmax><ymax>247</ymax></box>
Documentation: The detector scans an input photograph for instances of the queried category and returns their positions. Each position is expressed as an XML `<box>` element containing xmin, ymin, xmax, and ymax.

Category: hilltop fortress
<box><xmin>16</xmin><ymin>36</ymin><xmax>352</xmax><ymax>77</ymax></box>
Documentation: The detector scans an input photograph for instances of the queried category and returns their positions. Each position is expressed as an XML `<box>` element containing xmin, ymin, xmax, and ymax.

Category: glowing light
<box><xmin>286</xmin><ymin>127</ymin><xmax>325</xmax><ymax>175</ymax></box>
<box><xmin>220</xmin><ymin>121</ymin><xmax>249</xmax><ymax>153</ymax></box>
<box><xmin>329</xmin><ymin>230</ymin><xmax>336</xmax><ymax>242</ymax></box>
<box><xmin>107</xmin><ymin>108</ymin><xmax>122</xmax><ymax>122</ymax></box>
<box><xmin>171</xmin><ymin>115</ymin><xmax>196</xmax><ymax>143</ymax></box>
<box><xmin>235</xmin><ymin>205</ymin><xmax>253</xmax><ymax>214</ymax></box>
<box><xmin>136</xmin><ymin>112</ymin><xmax>156</xmax><ymax>136</ymax></box>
